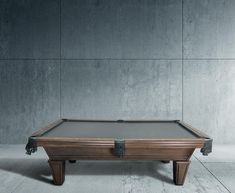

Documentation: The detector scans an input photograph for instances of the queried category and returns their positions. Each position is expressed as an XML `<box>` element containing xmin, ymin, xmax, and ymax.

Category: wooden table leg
<box><xmin>173</xmin><ymin>160</ymin><xmax>190</xmax><ymax>185</ymax></box>
<box><xmin>48</xmin><ymin>160</ymin><xmax>65</xmax><ymax>185</ymax></box>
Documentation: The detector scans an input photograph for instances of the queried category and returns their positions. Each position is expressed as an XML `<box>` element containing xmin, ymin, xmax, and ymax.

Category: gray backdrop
<box><xmin>0</xmin><ymin>0</ymin><xmax>235</xmax><ymax>144</ymax></box>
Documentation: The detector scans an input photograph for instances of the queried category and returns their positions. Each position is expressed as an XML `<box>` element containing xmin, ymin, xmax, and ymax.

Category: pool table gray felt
<box><xmin>43</xmin><ymin>120</ymin><xmax>198</xmax><ymax>139</ymax></box>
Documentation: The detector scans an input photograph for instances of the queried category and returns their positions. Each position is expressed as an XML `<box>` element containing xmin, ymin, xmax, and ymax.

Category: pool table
<box><xmin>26</xmin><ymin>119</ymin><xmax>212</xmax><ymax>186</ymax></box>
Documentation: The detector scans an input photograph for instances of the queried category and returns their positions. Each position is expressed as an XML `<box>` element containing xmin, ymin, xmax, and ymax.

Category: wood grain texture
<box><xmin>45</xmin><ymin>147</ymin><xmax>195</xmax><ymax>161</ymax></box>
<box><xmin>32</xmin><ymin>119</ymin><xmax>64</xmax><ymax>137</ymax></box>
<box><xmin>173</xmin><ymin>160</ymin><xmax>190</xmax><ymax>185</ymax></box>
<box><xmin>48</xmin><ymin>160</ymin><xmax>65</xmax><ymax>185</ymax></box>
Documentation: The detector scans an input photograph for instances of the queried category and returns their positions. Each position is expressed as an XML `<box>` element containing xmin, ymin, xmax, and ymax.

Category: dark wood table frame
<box><xmin>26</xmin><ymin>119</ymin><xmax>212</xmax><ymax>186</ymax></box>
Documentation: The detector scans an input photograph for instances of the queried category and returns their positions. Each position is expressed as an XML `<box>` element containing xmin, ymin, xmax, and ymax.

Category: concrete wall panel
<box><xmin>0</xmin><ymin>61</ymin><xmax>60</xmax><ymax>143</ymax></box>
<box><xmin>61</xmin><ymin>60</ymin><xmax>182</xmax><ymax>119</ymax></box>
<box><xmin>183</xmin><ymin>60</ymin><xmax>235</xmax><ymax>144</ymax></box>
<box><xmin>0</xmin><ymin>0</ymin><xmax>60</xmax><ymax>59</ymax></box>
<box><xmin>183</xmin><ymin>0</ymin><xmax>235</xmax><ymax>58</ymax></box>
<box><xmin>61</xmin><ymin>0</ymin><xmax>182</xmax><ymax>59</ymax></box>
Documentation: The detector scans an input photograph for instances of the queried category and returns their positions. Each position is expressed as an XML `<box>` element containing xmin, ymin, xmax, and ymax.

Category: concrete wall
<box><xmin>0</xmin><ymin>0</ymin><xmax>235</xmax><ymax>144</ymax></box>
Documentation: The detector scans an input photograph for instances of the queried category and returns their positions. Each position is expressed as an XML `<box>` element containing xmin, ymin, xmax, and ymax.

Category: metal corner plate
<box><xmin>200</xmin><ymin>138</ymin><xmax>213</xmax><ymax>156</ymax></box>
<box><xmin>25</xmin><ymin>137</ymin><xmax>37</xmax><ymax>155</ymax></box>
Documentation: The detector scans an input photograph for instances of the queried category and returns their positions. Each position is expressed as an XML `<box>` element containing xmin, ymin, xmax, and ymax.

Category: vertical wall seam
<box><xmin>182</xmin><ymin>0</ymin><xmax>184</xmax><ymax>121</ymax></box>
<box><xmin>59</xmin><ymin>0</ymin><xmax>62</xmax><ymax>119</ymax></box>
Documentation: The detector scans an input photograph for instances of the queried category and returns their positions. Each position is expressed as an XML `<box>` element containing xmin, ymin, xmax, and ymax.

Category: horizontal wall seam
<box><xmin>1</xmin><ymin>58</ymin><xmax>235</xmax><ymax>61</ymax></box>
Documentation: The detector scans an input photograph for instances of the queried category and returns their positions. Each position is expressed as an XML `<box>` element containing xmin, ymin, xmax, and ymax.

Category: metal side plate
<box><xmin>113</xmin><ymin>139</ymin><xmax>125</xmax><ymax>157</ymax></box>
